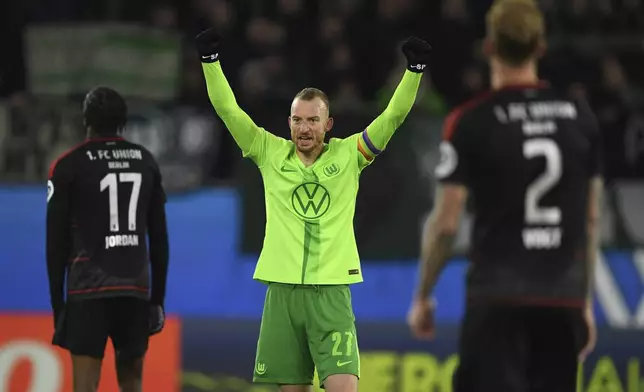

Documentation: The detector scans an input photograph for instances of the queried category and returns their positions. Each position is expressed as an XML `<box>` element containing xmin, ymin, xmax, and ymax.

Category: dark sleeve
<box><xmin>585</xmin><ymin>107</ymin><xmax>604</xmax><ymax>178</ymax></box>
<box><xmin>147</xmin><ymin>159</ymin><xmax>169</xmax><ymax>306</ymax></box>
<box><xmin>434</xmin><ymin>107</ymin><xmax>473</xmax><ymax>185</ymax></box>
<box><xmin>573</xmin><ymin>98</ymin><xmax>604</xmax><ymax>178</ymax></box>
<box><xmin>46</xmin><ymin>156</ymin><xmax>73</xmax><ymax>314</ymax></box>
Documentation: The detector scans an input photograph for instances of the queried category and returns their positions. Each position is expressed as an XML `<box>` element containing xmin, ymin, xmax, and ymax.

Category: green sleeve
<box><xmin>358</xmin><ymin>70</ymin><xmax>422</xmax><ymax>161</ymax></box>
<box><xmin>201</xmin><ymin>61</ymin><xmax>262</xmax><ymax>156</ymax></box>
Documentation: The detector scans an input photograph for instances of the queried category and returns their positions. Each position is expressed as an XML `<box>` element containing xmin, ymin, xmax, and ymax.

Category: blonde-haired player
<box><xmin>409</xmin><ymin>1</ymin><xmax>601</xmax><ymax>391</ymax></box>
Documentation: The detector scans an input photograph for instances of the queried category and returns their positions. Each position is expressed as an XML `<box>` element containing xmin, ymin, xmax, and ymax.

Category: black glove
<box><xmin>402</xmin><ymin>37</ymin><xmax>432</xmax><ymax>73</ymax></box>
<box><xmin>195</xmin><ymin>28</ymin><xmax>221</xmax><ymax>63</ymax></box>
<box><xmin>149</xmin><ymin>304</ymin><xmax>165</xmax><ymax>336</ymax></box>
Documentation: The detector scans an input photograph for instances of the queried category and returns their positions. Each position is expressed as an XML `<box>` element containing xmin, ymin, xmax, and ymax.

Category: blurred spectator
<box><xmin>592</xmin><ymin>55</ymin><xmax>644</xmax><ymax>181</ymax></box>
<box><xmin>203</xmin><ymin>0</ymin><xmax>234</xmax><ymax>32</ymax></box>
<box><xmin>458</xmin><ymin>65</ymin><xmax>486</xmax><ymax>103</ymax></box>
<box><xmin>245</xmin><ymin>17</ymin><xmax>287</xmax><ymax>57</ymax></box>
<box><xmin>561</xmin><ymin>0</ymin><xmax>593</xmax><ymax>33</ymax></box>
<box><xmin>319</xmin><ymin>16</ymin><xmax>344</xmax><ymax>44</ymax></box>
<box><xmin>178</xmin><ymin>54</ymin><xmax>209</xmax><ymax>108</ymax></box>
<box><xmin>349</xmin><ymin>0</ymin><xmax>415</xmax><ymax>99</ymax></box>
<box><xmin>331</xmin><ymin>80</ymin><xmax>363</xmax><ymax>115</ymax></box>
<box><xmin>319</xmin><ymin>43</ymin><xmax>356</xmax><ymax>98</ymax></box>
<box><xmin>4</xmin><ymin>0</ymin><xmax>644</xmax><ymax>183</ymax></box>
<box><xmin>238</xmin><ymin>60</ymin><xmax>270</xmax><ymax>105</ymax></box>
<box><xmin>430</xmin><ymin>0</ymin><xmax>479</xmax><ymax>107</ymax></box>
<box><xmin>277</xmin><ymin>0</ymin><xmax>302</xmax><ymax>16</ymax></box>
<box><xmin>149</xmin><ymin>4</ymin><xmax>178</xmax><ymax>30</ymax></box>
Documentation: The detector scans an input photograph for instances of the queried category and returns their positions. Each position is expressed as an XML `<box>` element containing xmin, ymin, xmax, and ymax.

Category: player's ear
<box><xmin>325</xmin><ymin>117</ymin><xmax>334</xmax><ymax>133</ymax></box>
<box><xmin>287</xmin><ymin>116</ymin><xmax>292</xmax><ymax>127</ymax></box>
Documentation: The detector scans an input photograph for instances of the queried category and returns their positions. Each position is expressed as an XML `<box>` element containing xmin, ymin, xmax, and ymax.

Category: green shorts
<box><xmin>253</xmin><ymin>283</ymin><xmax>360</xmax><ymax>387</ymax></box>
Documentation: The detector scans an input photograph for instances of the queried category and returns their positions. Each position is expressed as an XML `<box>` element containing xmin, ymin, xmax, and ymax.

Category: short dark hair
<box><xmin>82</xmin><ymin>87</ymin><xmax>128</xmax><ymax>135</ymax></box>
<box><xmin>486</xmin><ymin>0</ymin><xmax>545</xmax><ymax>66</ymax></box>
<box><xmin>294</xmin><ymin>87</ymin><xmax>330</xmax><ymax>115</ymax></box>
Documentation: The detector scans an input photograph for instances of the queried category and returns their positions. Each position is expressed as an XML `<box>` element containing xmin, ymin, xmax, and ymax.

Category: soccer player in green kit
<box><xmin>195</xmin><ymin>28</ymin><xmax>431</xmax><ymax>392</ymax></box>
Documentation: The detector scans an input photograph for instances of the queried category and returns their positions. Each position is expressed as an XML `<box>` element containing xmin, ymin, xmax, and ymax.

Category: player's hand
<box><xmin>579</xmin><ymin>303</ymin><xmax>596</xmax><ymax>361</ymax></box>
<box><xmin>407</xmin><ymin>297</ymin><xmax>436</xmax><ymax>340</ymax></box>
<box><xmin>195</xmin><ymin>28</ymin><xmax>221</xmax><ymax>63</ymax></box>
<box><xmin>149</xmin><ymin>304</ymin><xmax>166</xmax><ymax>335</ymax></box>
<box><xmin>401</xmin><ymin>36</ymin><xmax>432</xmax><ymax>73</ymax></box>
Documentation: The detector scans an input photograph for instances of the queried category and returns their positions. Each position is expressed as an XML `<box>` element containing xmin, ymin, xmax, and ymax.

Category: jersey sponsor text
<box><xmin>86</xmin><ymin>149</ymin><xmax>143</xmax><ymax>161</ymax></box>
<box><xmin>505</xmin><ymin>101</ymin><xmax>577</xmax><ymax>122</ymax></box>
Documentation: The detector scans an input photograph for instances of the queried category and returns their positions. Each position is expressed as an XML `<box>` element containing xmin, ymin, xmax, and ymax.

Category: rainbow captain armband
<box><xmin>357</xmin><ymin>130</ymin><xmax>382</xmax><ymax>161</ymax></box>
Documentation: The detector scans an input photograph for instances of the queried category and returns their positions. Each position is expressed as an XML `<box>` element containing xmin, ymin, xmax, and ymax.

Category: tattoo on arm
<box><xmin>585</xmin><ymin>177</ymin><xmax>603</xmax><ymax>303</ymax></box>
<box><xmin>415</xmin><ymin>216</ymin><xmax>457</xmax><ymax>300</ymax></box>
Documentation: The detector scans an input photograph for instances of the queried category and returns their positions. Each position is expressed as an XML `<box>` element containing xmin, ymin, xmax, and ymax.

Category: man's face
<box><xmin>289</xmin><ymin>97</ymin><xmax>333</xmax><ymax>153</ymax></box>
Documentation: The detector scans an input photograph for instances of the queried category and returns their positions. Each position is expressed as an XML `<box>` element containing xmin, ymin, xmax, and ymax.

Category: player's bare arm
<box><xmin>196</xmin><ymin>28</ymin><xmax>265</xmax><ymax>154</ymax></box>
<box><xmin>585</xmin><ymin>177</ymin><xmax>603</xmax><ymax>304</ymax></box>
<box><xmin>579</xmin><ymin>176</ymin><xmax>603</xmax><ymax>361</ymax></box>
<box><xmin>408</xmin><ymin>184</ymin><xmax>467</xmax><ymax>339</ymax></box>
<box><xmin>357</xmin><ymin>37</ymin><xmax>430</xmax><ymax>162</ymax></box>
<box><xmin>408</xmin><ymin>89</ymin><xmax>473</xmax><ymax>340</ymax></box>
<box><xmin>415</xmin><ymin>185</ymin><xmax>467</xmax><ymax>299</ymax></box>
<box><xmin>46</xmin><ymin>158</ymin><xmax>72</xmax><ymax>328</ymax></box>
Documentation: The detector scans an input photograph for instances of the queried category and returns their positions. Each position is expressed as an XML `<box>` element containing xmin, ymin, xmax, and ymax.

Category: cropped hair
<box><xmin>486</xmin><ymin>0</ymin><xmax>545</xmax><ymax>66</ymax></box>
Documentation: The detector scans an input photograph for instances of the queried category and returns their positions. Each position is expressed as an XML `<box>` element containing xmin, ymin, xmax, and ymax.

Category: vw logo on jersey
<box><xmin>323</xmin><ymin>163</ymin><xmax>339</xmax><ymax>177</ymax></box>
<box><xmin>291</xmin><ymin>182</ymin><xmax>331</xmax><ymax>219</ymax></box>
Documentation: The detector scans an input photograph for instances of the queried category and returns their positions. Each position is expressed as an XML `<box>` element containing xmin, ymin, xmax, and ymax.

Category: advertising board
<box><xmin>1</xmin><ymin>188</ymin><xmax>644</xmax><ymax>328</ymax></box>
<box><xmin>0</xmin><ymin>315</ymin><xmax>181</xmax><ymax>392</ymax></box>
<box><xmin>180</xmin><ymin>319</ymin><xmax>644</xmax><ymax>392</ymax></box>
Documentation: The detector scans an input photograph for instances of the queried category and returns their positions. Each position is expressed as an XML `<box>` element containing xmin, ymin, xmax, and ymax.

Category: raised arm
<box><xmin>196</xmin><ymin>28</ymin><xmax>263</xmax><ymax>155</ymax></box>
<box><xmin>357</xmin><ymin>37</ymin><xmax>431</xmax><ymax>163</ymax></box>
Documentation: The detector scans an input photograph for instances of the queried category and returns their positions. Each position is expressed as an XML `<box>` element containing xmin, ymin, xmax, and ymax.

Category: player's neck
<box><xmin>296</xmin><ymin>146</ymin><xmax>324</xmax><ymax>167</ymax></box>
<box><xmin>491</xmin><ymin>61</ymin><xmax>539</xmax><ymax>90</ymax></box>
<box><xmin>86</xmin><ymin>130</ymin><xmax>121</xmax><ymax>140</ymax></box>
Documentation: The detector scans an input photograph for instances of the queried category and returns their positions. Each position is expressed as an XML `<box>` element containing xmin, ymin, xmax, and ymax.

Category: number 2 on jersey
<box><xmin>523</xmin><ymin>138</ymin><xmax>562</xmax><ymax>225</ymax></box>
<box><xmin>522</xmin><ymin>138</ymin><xmax>563</xmax><ymax>249</ymax></box>
<box><xmin>100</xmin><ymin>172</ymin><xmax>142</xmax><ymax>232</ymax></box>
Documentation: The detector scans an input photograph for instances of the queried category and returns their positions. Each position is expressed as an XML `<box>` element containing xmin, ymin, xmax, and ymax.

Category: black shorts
<box><xmin>53</xmin><ymin>297</ymin><xmax>150</xmax><ymax>360</ymax></box>
<box><xmin>453</xmin><ymin>304</ymin><xmax>587</xmax><ymax>392</ymax></box>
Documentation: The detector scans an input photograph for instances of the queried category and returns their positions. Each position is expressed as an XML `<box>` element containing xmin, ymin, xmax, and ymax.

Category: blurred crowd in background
<box><xmin>2</xmin><ymin>0</ymin><xmax>644</xmax><ymax>185</ymax></box>
<box><xmin>2</xmin><ymin>4</ymin><xmax>644</xmax><ymax>388</ymax></box>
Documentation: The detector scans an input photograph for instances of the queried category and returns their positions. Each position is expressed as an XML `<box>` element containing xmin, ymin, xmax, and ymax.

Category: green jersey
<box><xmin>245</xmin><ymin>131</ymin><xmax>367</xmax><ymax>284</ymax></box>
<box><xmin>202</xmin><ymin>62</ymin><xmax>421</xmax><ymax>285</ymax></box>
